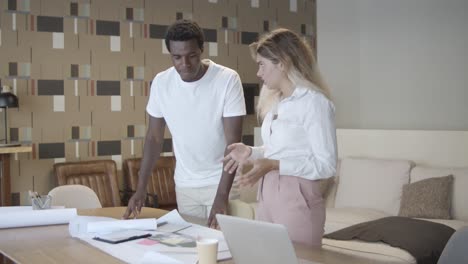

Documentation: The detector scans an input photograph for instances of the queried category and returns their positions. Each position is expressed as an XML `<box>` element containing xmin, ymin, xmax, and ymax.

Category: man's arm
<box><xmin>123</xmin><ymin>116</ymin><xmax>166</xmax><ymax>219</ymax></box>
<box><xmin>207</xmin><ymin>116</ymin><xmax>243</xmax><ymax>228</ymax></box>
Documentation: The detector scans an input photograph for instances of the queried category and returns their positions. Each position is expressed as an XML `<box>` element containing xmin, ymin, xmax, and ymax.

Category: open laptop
<box><xmin>216</xmin><ymin>214</ymin><xmax>320</xmax><ymax>264</ymax></box>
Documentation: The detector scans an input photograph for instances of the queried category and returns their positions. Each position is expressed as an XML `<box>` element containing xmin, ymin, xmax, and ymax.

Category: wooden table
<box><xmin>0</xmin><ymin>207</ymin><xmax>379</xmax><ymax>264</ymax></box>
<box><xmin>0</xmin><ymin>146</ymin><xmax>32</xmax><ymax>206</ymax></box>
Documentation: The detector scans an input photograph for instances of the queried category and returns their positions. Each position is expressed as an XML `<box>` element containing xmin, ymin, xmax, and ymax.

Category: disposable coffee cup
<box><xmin>196</xmin><ymin>238</ymin><xmax>218</xmax><ymax>264</ymax></box>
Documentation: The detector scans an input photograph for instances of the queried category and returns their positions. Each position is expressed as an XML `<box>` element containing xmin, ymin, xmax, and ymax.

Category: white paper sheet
<box><xmin>0</xmin><ymin>207</ymin><xmax>77</xmax><ymax>229</ymax></box>
<box><xmin>139</xmin><ymin>251</ymin><xmax>183</xmax><ymax>264</ymax></box>
<box><xmin>156</xmin><ymin>210</ymin><xmax>192</xmax><ymax>233</ymax></box>
<box><xmin>157</xmin><ymin>210</ymin><xmax>189</xmax><ymax>225</ymax></box>
<box><xmin>69</xmin><ymin>216</ymin><xmax>157</xmax><ymax>237</ymax></box>
<box><xmin>88</xmin><ymin>218</ymin><xmax>156</xmax><ymax>233</ymax></box>
<box><xmin>74</xmin><ymin>210</ymin><xmax>231</xmax><ymax>264</ymax></box>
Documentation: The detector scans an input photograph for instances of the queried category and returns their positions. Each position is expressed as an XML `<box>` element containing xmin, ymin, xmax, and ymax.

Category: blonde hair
<box><xmin>250</xmin><ymin>28</ymin><xmax>331</xmax><ymax>119</ymax></box>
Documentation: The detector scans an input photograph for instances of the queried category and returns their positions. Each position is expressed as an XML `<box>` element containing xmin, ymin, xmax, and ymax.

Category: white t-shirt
<box><xmin>147</xmin><ymin>59</ymin><xmax>246</xmax><ymax>188</ymax></box>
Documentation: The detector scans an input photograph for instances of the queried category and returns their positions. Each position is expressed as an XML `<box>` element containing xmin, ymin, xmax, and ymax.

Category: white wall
<box><xmin>317</xmin><ymin>0</ymin><xmax>468</xmax><ymax>130</ymax></box>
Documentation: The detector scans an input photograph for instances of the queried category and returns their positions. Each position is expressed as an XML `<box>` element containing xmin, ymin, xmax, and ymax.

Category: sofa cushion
<box><xmin>322</xmin><ymin>240</ymin><xmax>416</xmax><ymax>264</ymax></box>
<box><xmin>410</xmin><ymin>166</ymin><xmax>468</xmax><ymax>221</ymax></box>
<box><xmin>334</xmin><ymin>157</ymin><xmax>412</xmax><ymax>215</ymax></box>
<box><xmin>228</xmin><ymin>199</ymin><xmax>256</xmax><ymax>219</ymax></box>
<box><xmin>324</xmin><ymin>217</ymin><xmax>455</xmax><ymax>264</ymax></box>
<box><xmin>399</xmin><ymin>175</ymin><xmax>453</xmax><ymax>219</ymax></box>
<box><xmin>322</xmin><ymin>218</ymin><xmax>468</xmax><ymax>264</ymax></box>
<box><xmin>325</xmin><ymin>207</ymin><xmax>390</xmax><ymax>234</ymax></box>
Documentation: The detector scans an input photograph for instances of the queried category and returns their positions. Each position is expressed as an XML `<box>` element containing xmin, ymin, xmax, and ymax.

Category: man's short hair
<box><xmin>165</xmin><ymin>19</ymin><xmax>204</xmax><ymax>52</ymax></box>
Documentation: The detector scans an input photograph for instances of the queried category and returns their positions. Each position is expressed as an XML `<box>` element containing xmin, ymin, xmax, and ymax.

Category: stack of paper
<box><xmin>71</xmin><ymin>210</ymin><xmax>231</xmax><ymax>264</ymax></box>
<box><xmin>69</xmin><ymin>216</ymin><xmax>158</xmax><ymax>237</ymax></box>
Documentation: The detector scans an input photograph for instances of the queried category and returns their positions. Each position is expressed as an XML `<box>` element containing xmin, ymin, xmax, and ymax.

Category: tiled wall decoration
<box><xmin>0</xmin><ymin>0</ymin><xmax>316</xmax><ymax>205</ymax></box>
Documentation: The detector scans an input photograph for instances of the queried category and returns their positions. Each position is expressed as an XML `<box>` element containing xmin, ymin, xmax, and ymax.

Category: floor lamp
<box><xmin>0</xmin><ymin>86</ymin><xmax>19</xmax><ymax>147</ymax></box>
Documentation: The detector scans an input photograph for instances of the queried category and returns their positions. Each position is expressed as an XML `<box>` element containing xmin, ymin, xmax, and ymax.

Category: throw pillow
<box><xmin>399</xmin><ymin>175</ymin><xmax>453</xmax><ymax>219</ymax></box>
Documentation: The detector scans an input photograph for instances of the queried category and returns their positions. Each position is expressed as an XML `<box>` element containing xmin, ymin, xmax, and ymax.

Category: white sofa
<box><xmin>228</xmin><ymin>129</ymin><xmax>468</xmax><ymax>263</ymax></box>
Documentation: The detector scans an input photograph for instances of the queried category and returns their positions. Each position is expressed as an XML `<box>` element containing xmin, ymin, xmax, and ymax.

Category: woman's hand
<box><xmin>223</xmin><ymin>143</ymin><xmax>252</xmax><ymax>174</ymax></box>
<box><xmin>237</xmin><ymin>159</ymin><xmax>279</xmax><ymax>187</ymax></box>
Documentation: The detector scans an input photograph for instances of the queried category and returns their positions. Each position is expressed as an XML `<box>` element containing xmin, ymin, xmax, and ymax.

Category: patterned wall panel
<box><xmin>0</xmin><ymin>0</ymin><xmax>316</xmax><ymax>205</ymax></box>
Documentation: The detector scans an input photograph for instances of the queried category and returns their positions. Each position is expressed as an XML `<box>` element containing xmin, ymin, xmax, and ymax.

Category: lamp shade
<box><xmin>0</xmin><ymin>92</ymin><xmax>19</xmax><ymax>108</ymax></box>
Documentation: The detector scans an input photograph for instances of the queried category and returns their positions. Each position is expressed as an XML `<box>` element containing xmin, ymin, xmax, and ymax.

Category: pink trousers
<box><xmin>256</xmin><ymin>170</ymin><xmax>325</xmax><ymax>247</ymax></box>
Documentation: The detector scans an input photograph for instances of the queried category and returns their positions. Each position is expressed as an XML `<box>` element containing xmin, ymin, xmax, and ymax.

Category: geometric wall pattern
<box><xmin>0</xmin><ymin>0</ymin><xmax>316</xmax><ymax>205</ymax></box>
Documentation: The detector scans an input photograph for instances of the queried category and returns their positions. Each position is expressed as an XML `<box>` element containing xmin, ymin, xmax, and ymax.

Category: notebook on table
<box><xmin>216</xmin><ymin>214</ymin><xmax>320</xmax><ymax>264</ymax></box>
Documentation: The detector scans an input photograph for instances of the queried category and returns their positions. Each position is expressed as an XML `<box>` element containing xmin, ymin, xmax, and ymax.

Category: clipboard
<box><xmin>93</xmin><ymin>230</ymin><xmax>152</xmax><ymax>244</ymax></box>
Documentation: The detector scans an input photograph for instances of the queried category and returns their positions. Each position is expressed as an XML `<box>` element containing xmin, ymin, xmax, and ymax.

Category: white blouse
<box><xmin>250</xmin><ymin>86</ymin><xmax>337</xmax><ymax>180</ymax></box>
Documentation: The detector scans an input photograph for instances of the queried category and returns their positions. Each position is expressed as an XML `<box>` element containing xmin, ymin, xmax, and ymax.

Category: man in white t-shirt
<box><xmin>123</xmin><ymin>19</ymin><xmax>246</xmax><ymax>228</ymax></box>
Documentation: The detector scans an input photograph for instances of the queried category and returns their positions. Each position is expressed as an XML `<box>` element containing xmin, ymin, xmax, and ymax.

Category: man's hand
<box><xmin>238</xmin><ymin>159</ymin><xmax>279</xmax><ymax>187</ymax></box>
<box><xmin>123</xmin><ymin>190</ymin><xmax>147</xmax><ymax>219</ymax></box>
<box><xmin>207</xmin><ymin>195</ymin><xmax>228</xmax><ymax>229</ymax></box>
<box><xmin>223</xmin><ymin>143</ymin><xmax>251</xmax><ymax>174</ymax></box>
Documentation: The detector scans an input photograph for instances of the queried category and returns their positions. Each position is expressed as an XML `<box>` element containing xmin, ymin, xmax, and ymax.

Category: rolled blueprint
<box><xmin>0</xmin><ymin>207</ymin><xmax>77</xmax><ymax>229</ymax></box>
<box><xmin>69</xmin><ymin>216</ymin><xmax>157</xmax><ymax>237</ymax></box>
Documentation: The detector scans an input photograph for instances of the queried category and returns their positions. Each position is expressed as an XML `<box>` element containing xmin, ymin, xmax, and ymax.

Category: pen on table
<box><xmin>157</xmin><ymin>221</ymin><xmax>168</xmax><ymax>227</ymax></box>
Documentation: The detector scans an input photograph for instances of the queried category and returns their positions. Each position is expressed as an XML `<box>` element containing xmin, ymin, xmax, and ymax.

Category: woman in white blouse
<box><xmin>223</xmin><ymin>28</ymin><xmax>337</xmax><ymax>247</ymax></box>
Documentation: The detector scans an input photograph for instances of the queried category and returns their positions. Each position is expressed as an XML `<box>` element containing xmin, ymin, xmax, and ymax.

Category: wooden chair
<box><xmin>53</xmin><ymin>160</ymin><xmax>121</xmax><ymax>207</ymax></box>
<box><xmin>123</xmin><ymin>156</ymin><xmax>177</xmax><ymax>210</ymax></box>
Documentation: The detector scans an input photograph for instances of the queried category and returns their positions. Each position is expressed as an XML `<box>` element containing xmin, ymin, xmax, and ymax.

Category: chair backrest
<box><xmin>53</xmin><ymin>160</ymin><xmax>121</xmax><ymax>207</ymax></box>
<box><xmin>123</xmin><ymin>156</ymin><xmax>177</xmax><ymax>210</ymax></box>
<box><xmin>48</xmin><ymin>185</ymin><xmax>102</xmax><ymax>209</ymax></box>
<box><xmin>438</xmin><ymin>226</ymin><xmax>468</xmax><ymax>264</ymax></box>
